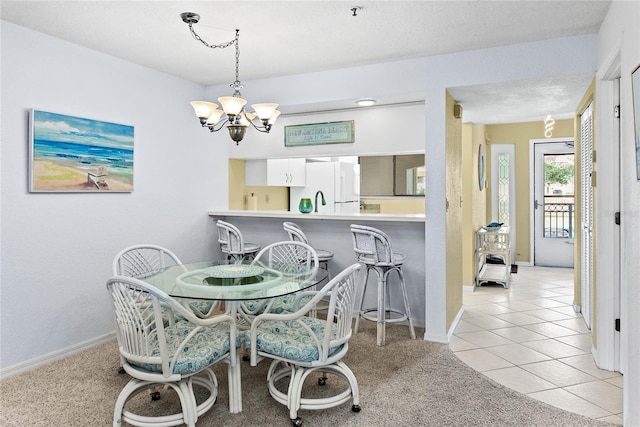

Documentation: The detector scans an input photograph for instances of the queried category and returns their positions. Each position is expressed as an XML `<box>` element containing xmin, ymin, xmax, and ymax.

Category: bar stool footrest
<box><xmin>361</xmin><ymin>308</ymin><xmax>410</xmax><ymax>324</ymax></box>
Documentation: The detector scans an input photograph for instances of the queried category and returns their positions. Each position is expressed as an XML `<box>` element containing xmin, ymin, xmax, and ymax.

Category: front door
<box><xmin>533</xmin><ymin>141</ymin><xmax>575</xmax><ymax>267</ymax></box>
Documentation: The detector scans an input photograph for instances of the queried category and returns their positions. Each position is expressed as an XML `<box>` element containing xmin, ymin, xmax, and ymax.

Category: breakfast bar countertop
<box><xmin>208</xmin><ymin>210</ymin><xmax>425</xmax><ymax>223</ymax></box>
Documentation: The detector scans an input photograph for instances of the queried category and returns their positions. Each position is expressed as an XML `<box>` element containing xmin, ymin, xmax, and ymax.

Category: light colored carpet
<box><xmin>0</xmin><ymin>322</ymin><xmax>613</xmax><ymax>426</ymax></box>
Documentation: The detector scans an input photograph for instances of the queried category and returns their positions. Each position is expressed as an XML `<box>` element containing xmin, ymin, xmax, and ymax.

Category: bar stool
<box><xmin>216</xmin><ymin>219</ymin><xmax>260</xmax><ymax>263</ymax></box>
<box><xmin>283</xmin><ymin>221</ymin><xmax>334</xmax><ymax>279</ymax></box>
<box><xmin>350</xmin><ymin>224</ymin><xmax>416</xmax><ymax>346</ymax></box>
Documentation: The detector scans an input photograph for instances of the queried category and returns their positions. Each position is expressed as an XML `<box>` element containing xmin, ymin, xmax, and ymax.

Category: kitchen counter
<box><xmin>208</xmin><ymin>210</ymin><xmax>425</xmax><ymax>223</ymax></box>
<box><xmin>208</xmin><ymin>209</ymin><xmax>426</xmax><ymax>329</ymax></box>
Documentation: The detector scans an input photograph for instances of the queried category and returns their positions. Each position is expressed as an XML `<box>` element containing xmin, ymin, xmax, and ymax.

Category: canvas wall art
<box><xmin>29</xmin><ymin>110</ymin><xmax>134</xmax><ymax>192</ymax></box>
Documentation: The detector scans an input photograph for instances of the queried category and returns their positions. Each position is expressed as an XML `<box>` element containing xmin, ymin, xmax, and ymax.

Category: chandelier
<box><xmin>181</xmin><ymin>12</ymin><xmax>280</xmax><ymax>145</ymax></box>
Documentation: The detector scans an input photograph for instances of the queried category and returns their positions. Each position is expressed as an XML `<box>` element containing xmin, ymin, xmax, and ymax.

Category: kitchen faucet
<box><xmin>314</xmin><ymin>190</ymin><xmax>326</xmax><ymax>213</ymax></box>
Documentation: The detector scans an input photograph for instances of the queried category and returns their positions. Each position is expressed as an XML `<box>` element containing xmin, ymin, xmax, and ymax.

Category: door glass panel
<box><xmin>543</xmin><ymin>153</ymin><xmax>575</xmax><ymax>238</ymax></box>
<box><xmin>497</xmin><ymin>153</ymin><xmax>510</xmax><ymax>225</ymax></box>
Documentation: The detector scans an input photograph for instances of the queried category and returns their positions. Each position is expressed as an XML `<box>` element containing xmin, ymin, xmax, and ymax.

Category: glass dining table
<box><xmin>141</xmin><ymin>260</ymin><xmax>328</xmax><ymax>413</ymax></box>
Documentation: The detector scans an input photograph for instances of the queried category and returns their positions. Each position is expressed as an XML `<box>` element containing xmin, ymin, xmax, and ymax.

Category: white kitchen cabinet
<box><xmin>267</xmin><ymin>158</ymin><xmax>306</xmax><ymax>186</ymax></box>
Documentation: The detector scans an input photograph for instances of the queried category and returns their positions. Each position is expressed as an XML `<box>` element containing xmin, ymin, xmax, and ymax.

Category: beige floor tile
<box><xmin>520</xmin><ymin>359</ymin><xmax>597</xmax><ymax>387</ymax></box>
<box><xmin>552</xmin><ymin>318</ymin><xmax>591</xmax><ymax>333</ymax></box>
<box><xmin>453</xmin><ymin>319</ymin><xmax>484</xmax><ymax>333</ymax></box>
<box><xmin>548</xmin><ymin>305</ymin><xmax>582</xmax><ymax>317</ymax></box>
<box><xmin>453</xmin><ymin>348</ymin><xmax>513</xmax><ymax>372</ymax></box>
<box><xmin>462</xmin><ymin>315</ymin><xmax>515</xmax><ymax>330</ymax></box>
<box><xmin>495</xmin><ymin>300</ymin><xmax>542</xmax><ymax>311</ymax></box>
<box><xmin>555</xmin><ymin>334</ymin><xmax>593</xmax><ymax>352</ymax></box>
<box><xmin>522</xmin><ymin>309</ymin><xmax>573</xmax><ymax>322</ymax></box>
<box><xmin>564</xmin><ymin>380</ymin><xmax>624</xmax><ymax>413</ymax></box>
<box><xmin>523</xmin><ymin>339</ymin><xmax>587</xmax><ymax>358</ymax></box>
<box><xmin>521</xmin><ymin>322</ymin><xmax>579</xmax><ymax>338</ymax></box>
<box><xmin>546</xmin><ymin>286</ymin><xmax>574</xmax><ymax>295</ymax></box>
<box><xmin>597</xmin><ymin>414</ymin><xmax>623</xmax><ymax>425</ymax></box>
<box><xmin>468</xmin><ymin>303</ymin><xmax>514</xmax><ymax>315</ymax></box>
<box><xmin>527</xmin><ymin>388</ymin><xmax>612</xmax><ymax>419</ymax></box>
<box><xmin>453</xmin><ymin>267</ymin><xmax>623</xmax><ymax>422</ymax></box>
<box><xmin>461</xmin><ymin>308</ymin><xmax>486</xmax><ymax>319</ymax></box>
<box><xmin>448</xmin><ymin>335</ymin><xmax>478</xmax><ymax>352</ymax></box>
<box><xmin>491</xmin><ymin>326</ymin><xmax>548</xmax><ymax>343</ymax></box>
<box><xmin>483</xmin><ymin>366</ymin><xmax>556</xmax><ymax>394</ymax></box>
<box><xmin>549</xmin><ymin>295</ymin><xmax>574</xmax><ymax>304</ymax></box>
<box><xmin>558</xmin><ymin>354</ymin><xmax>622</xmax><ymax>380</ymax></box>
<box><xmin>455</xmin><ymin>330</ymin><xmax>513</xmax><ymax>348</ymax></box>
<box><xmin>524</xmin><ymin>298</ymin><xmax>569</xmax><ymax>308</ymax></box>
<box><xmin>605</xmin><ymin>375</ymin><xmax>624</xmax><ymax>388</ymax></box>
<box><xmin>485</xmin><ymin>343</ymin><xmax>551</xmax><ymax>365</ymax></box>
<box><xmin>494</xmin><ymin>312</ymin><xmax>544</xmax><ymax>326</ymax></box>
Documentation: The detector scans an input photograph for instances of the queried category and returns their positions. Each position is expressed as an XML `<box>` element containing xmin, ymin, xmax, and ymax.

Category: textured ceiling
<box><xmin>1</xmin><ymin>0</ymin><xmax>611</xmax><ymax>123</ymax></box>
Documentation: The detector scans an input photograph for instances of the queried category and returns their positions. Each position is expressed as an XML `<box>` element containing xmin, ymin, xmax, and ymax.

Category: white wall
<box><xmin>596</xmin><ymin>2</ymin><xmax>640</xmax><ymax>424</ymax></box>
<box><xmin>230</xmin><ymin>103</ymin><xmax>426</xmax><ymax>159</ymax></box>
<box><xmin>0</xmin><ymin>22</ymin><xmax>226</xmax><ymax>372</ymax></box>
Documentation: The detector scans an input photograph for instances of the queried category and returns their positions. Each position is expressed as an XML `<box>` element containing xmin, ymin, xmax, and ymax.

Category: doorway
<box><xmin>532</xmin><ymin>140</ymin><xmax>575</xmax><ymax>268</ymax></box>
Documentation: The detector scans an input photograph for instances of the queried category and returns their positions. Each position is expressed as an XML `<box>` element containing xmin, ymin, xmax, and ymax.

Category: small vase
<box><xmin>298</xmin><ymin>198</ymin><xmax>313</xmax><ymax>214</ymax></box>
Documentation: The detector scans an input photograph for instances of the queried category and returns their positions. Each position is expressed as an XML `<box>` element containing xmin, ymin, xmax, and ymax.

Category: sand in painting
<box><xmin>32</xmin><ymin>159</ymin><xmax>132</xmax><ymax>191</ymax></box>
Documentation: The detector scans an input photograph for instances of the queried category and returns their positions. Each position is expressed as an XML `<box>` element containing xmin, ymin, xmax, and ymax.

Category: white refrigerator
<box><xmin>290</xmin><ymin>161</ymin><xmax>360</xmax><ymax>214</ymax></box>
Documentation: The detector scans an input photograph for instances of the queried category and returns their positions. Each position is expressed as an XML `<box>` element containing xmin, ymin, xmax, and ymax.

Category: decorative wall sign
<box><xmin>284</xmin><ymin>120</ymin><xmax>354</xmax><ymax>147</ymax></box>
<box><xmin>632</xmin><ymin>64</ymin><xmax>640</xmax><ymax>180</ymax></box>
<box><xmin>29</xmin><ymin>110</ymin><xmax>134</xmax><ymax>192</ymax></box>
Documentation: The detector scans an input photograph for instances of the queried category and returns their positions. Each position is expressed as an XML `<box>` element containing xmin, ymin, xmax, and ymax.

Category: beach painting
<box><xmin>29</xmin><ymin>110</ymin><xmax>134</xmax><ymax>192</ymax></box>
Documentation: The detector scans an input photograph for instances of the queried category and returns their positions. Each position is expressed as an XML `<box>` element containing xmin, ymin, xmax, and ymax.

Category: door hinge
<box><xmin>615</xmin><ymin>211</ymin><xmax>620</xmax><ymax>225</ymax></box>
<box><xmin>615</xmin><ymin>318</ymin><xmax>620</xmax><ymax>332</ymax></box>
<box><xmin>614</xmin><ymin>105</ymin><xmax>620</xmax><ymax>118</ymax></box>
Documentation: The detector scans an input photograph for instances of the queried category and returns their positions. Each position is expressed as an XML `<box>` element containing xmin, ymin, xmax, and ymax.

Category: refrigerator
<box><xmin>290</xmin><ymin>161</ymin><xmax>360</xmax><ymax>214</ymax></box>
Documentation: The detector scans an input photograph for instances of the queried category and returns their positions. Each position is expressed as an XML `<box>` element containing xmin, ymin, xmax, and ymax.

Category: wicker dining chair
<box><xmin>106</xmin><ymin>276</ymin><xmax>239</xmax><ymax>427</ymax></box>
<box><xmin>247</xmin><ymin>263</ymin><xmax>362</xmax><ymax>427</ymax></box>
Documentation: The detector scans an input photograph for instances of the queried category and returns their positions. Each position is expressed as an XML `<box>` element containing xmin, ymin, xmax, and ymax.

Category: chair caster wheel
<box><xmin>150</xmin><ymin>391</ymin><xmax>161</xmax><ymax>401</ymax></box>
<box><xmin>118</xmin><ymin>367</ymin><xmax>126</xmax><ymax>375</ymax></box>
<box><xmin>352</xmin><ymin>404</ymin><xmax>361</xmax><ymax>412</ymax></box>
<box><xmin>291</xmin><ymin>417</ymin><xmax>303</xmax><ymax>426</ymax></box>
<box><xmin>318</xmin><ymin>377</ymin><xmax>326</xmax><ymax>386</ymax></box>
<box><xmin>242</xmin><ymin>354</ymin><xmax>250</xmax><ymax>362</ymax></box>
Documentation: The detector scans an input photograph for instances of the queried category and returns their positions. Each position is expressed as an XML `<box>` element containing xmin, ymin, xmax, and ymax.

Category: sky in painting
<box><xmin>33</xmin><ymin>110</ymin><xmax>133</xmax><ymax>150</ymax></box>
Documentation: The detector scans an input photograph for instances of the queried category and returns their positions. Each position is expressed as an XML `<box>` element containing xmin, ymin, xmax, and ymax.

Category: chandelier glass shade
<box><xmin>181</xmin><ymin>12</ymin><xmax>280</xmax><ymax>144</ymax></box>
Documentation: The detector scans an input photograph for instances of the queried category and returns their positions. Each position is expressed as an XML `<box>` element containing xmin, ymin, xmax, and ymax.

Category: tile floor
<box><xmin>452</xmin><ymin>266</ymin><xmax>623</xmax><ymax>425</ymax></box>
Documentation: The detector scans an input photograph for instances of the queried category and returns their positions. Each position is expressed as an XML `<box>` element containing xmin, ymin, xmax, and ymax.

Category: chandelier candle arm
<box><xmin>181</xmin><ymin>12</ymin><xmax>279</xmax><ymax>145</ymax></box>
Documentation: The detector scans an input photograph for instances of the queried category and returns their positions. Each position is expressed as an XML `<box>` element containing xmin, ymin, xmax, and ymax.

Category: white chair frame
<box><xmin>216</xmin><ymin>219</ymin><xmax>260</xmax><ymax>263</ymax></box>
<box><xmin>350</xmin><ymin>224</ymin><xmax>416</xmax><ymax>346</ymax></box>
<box><xmin>238</xmin><ymin>241</ymin><xmax>319</xmax><ymax>324</ymax></box>
<box><xmin>248</xmin><ymin>263</ymin><xmax>362</xmax><ymax>426</ymax></box>
<box><xmin>106</xmin><ymin>276</ymin><xmax>240</xmax><ymax>427</ymax></box>
<box><xmin>283</xmin><ymin>221</ymin><xmax>334</xmax><ymax>279</ymax></box>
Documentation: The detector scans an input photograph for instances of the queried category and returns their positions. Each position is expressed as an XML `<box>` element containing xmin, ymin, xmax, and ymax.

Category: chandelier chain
<box><xmin>187</xmin><ymin>23</ymin><xmax>237</xmax><ymax>50</ymax></box>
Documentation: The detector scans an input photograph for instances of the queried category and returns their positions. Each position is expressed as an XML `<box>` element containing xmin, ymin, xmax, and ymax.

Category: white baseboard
<box><xmin>423</xmin><ymin>305</ymin><xmax>464</xmax><ymax>344</ymax></box>
<box><xmin>516</xmin><ymin>261</ymin><xmax>534</xmax><ymax>267</ymax></box>
<box><xmin>0</xmin><ymin>332</ymin><xmax>116</xmax><ymax>380</ymax></box>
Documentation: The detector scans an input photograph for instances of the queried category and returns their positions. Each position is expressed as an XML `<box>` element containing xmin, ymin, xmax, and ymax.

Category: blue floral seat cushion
<box><xmin>247</xmin><ymin>317</ymin><xmax>343</xmax><ymax>362</ymax></box>
<box><xmin>128</xmin><ymin>320</ymin><xmax>231</xmax><ymax>375</ymax></box>
<box><xmin>244</xmin><ymin>295</ymin><xmax>297</xmax><ymax>314</ymax></box>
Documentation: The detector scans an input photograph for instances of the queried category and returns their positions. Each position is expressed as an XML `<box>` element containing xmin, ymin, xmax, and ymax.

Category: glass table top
<box><xmin>141</xmin><ymin>260</ymin><xmax>327</xmax><ymax>301</ymax></box>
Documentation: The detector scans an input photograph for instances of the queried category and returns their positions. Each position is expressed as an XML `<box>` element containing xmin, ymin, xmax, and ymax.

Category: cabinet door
<box><xmin>266</xmin><ymin>159</ymin><xmax>290</xmax><ymax>186</ymax></box>
<box><xmin>287</xmin><ymin>158</ymin><xmax>306</xmax><ymax>187</ymax></box>
<box><xmin>266</xmin><ymin>159</ymin><xmax>306</xmax><ymax>186</ymax></box>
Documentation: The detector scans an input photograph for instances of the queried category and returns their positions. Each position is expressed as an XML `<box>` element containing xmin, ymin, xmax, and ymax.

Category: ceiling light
<box><xmin>356</xmin><ymin>98</ymin><xmax>377</xmax><ymax>107</ymax></box>
<box><xmin>181</xmin><ymin>12</ymin><xmax>280</xmax><ymax>145</ymax></box>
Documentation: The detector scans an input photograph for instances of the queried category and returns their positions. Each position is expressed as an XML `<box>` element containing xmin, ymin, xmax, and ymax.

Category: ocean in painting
<box><xmin>33</xmin><ymin>139</ymin><xmax>133</xmax><ymax>173</ymax></box>
<box><xmin>31</xmin><ymin>110</ymin><xmax>134</xmax><ymax>191</ymax></box>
